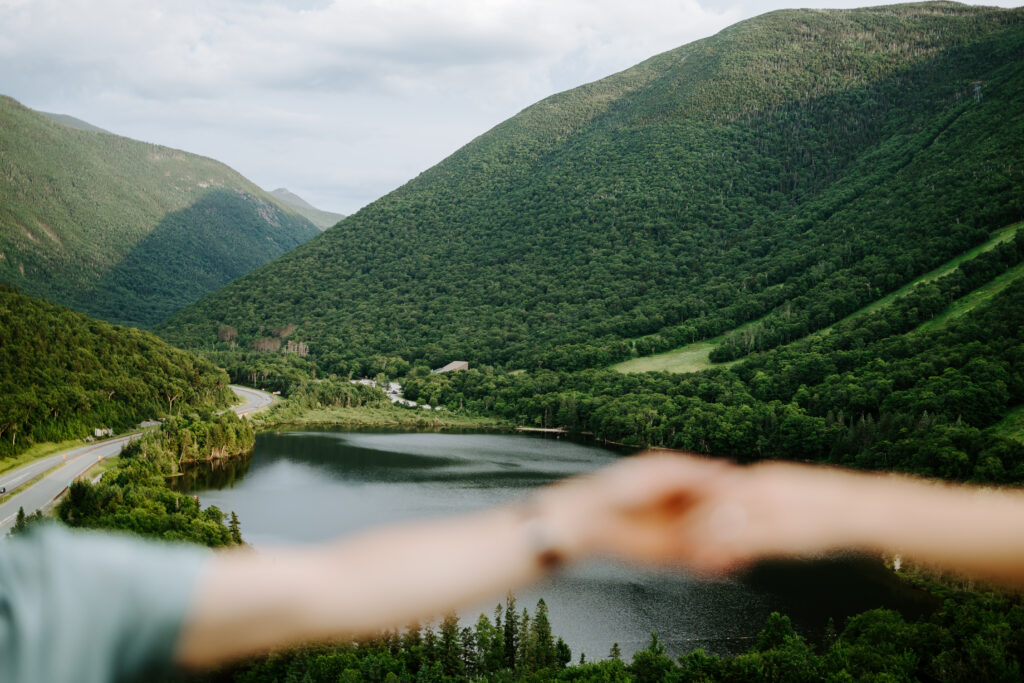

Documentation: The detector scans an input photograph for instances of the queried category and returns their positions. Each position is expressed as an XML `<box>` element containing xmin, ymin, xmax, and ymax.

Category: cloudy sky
<box><xmin>0</xmin><ymin>0</ymin><xmax>1018</xmax><ymax>215</ymax></box>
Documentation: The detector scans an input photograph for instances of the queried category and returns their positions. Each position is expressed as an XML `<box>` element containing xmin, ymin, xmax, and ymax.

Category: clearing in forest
<box><xmin>612</xmin><ymin>222</ymin><xmax>1023</xmax><ymax>375</ymax></box>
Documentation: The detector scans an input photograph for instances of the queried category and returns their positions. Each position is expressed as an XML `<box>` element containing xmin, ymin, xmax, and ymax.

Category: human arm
<box><xmin>174</xmin><ymin>452</ymin><xmax>731</xmax><ymax>667</ymax></box>
<box><xmin>671</xmin><ymin>458</ymin><xmax>1024</xmax><ymax>582</ymax></box>
<box><xmin>557</xmin><ymin>452</ymin><xmax>1024</xmax><ymax>582</ymax></box>
<box><xmin>174</xmin><ymin>451</ymin><xmax>1024</xmax><ymax>668</ymax></box>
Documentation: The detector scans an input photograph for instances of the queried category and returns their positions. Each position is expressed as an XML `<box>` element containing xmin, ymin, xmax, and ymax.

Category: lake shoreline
<box><xmin>248</xmin><ymin>401</ymin><xmax>508</xmax><ymax>432</ymax></box>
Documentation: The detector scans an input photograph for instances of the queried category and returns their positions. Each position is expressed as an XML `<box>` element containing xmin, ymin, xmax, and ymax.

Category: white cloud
<box><xmin>0</xmin><ymin>0</ymin><xmax>1017</xmax><ymax>213</ymax></box>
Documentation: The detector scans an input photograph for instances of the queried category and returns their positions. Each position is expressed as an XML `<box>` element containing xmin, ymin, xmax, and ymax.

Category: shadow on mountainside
<box><xmin>77</xmin><ymin>189</ymin><xmax>320</xmax><ymax>329</ymax></box>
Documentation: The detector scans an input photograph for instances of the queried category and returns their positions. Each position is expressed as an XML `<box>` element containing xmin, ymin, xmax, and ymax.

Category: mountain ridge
<box><xmin>38</xmin><ymin>111</ymin><xmax>109</xmax><ymax>133</ymax></box>
<box><xmin>157</xmin><ymin>3</ymin><xmax>1024</xmax><ymax>374</ymax></box>
<box><xmin>0</xmin><ymin>95</ymin><xmax>321</xmax><ymax>328</ymax></box>
<box><xmin>268</xmin><ymin>188</ymin><xmax>344</xmax><ymax>230</ymax></box>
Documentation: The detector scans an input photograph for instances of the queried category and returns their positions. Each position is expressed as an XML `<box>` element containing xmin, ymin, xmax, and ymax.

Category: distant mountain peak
<box><xmin>0</xmin><ymin>95</ymin><xmax>321</xmax><ymax>328</ymax></box>
<box><xmin>268</xmin><ymin>187</ymin><xmax>344</xmax><ymax>230</ymax></box>
<box><xmin>270</xmin><ymin>187</ymin><xmax>316</xmax><ymax>210</ymax></box>
<box><xmin>38</xmin><ymin>111</ymin><xmax>109</xmax><ymax>134</ymax></box>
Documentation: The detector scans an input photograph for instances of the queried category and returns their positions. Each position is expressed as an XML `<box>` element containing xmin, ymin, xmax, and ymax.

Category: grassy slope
<box><xmin>158</xmin><ymin>4</ymin><xmax>1024</xmax><ymax>372</ymax></box>
<box><xmin>991</xmin><ymin>405</ymin><xmax>1024</xmax><ymax>443</ymax></box>
<box><xmin>612</xmin><ymin>339</ymin><xmax>731</xmax><ymax>374</ymax></box>
<box><xmin>277</xmin><ymin>203</ymin><xmax>342</xmax><ymax>231</ymax></box>
<box><xmin>825</xmin><ymin>221</ymin><xmax>1024</xmax><ymax>331</ymax></box>
<box><xmin>0</xmin><ymin>96</ymin><xmax>320</xmax><ymax>326</ymax></box>
<box><xmin>614</xmin><ymin>221</ymin><xmax>1024</xmax><ymax>374</ymax></box>
<box><xmin>918</xmin><ymin>259</ymin><xmax>1024</xmax><ymax>331</ymax></box>
<box><xmin>39</xmin><ymin>111</ymin><xmax>109</xmax><ymax>133</ymax></box>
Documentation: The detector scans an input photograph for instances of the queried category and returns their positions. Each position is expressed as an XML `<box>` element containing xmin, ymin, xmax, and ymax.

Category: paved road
<box><xmin>231</xmin><ymin>385</ymin><xmax>276</xmax><ymax>416</ymax></box>
<box><xmin>0</xmin><ymin>385</ymin><xmax>274</xmax><ymax>535</ymax></box>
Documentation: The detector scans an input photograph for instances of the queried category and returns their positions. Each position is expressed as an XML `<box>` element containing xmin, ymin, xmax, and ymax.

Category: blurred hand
<box><xmin>535</xmin><ymin>450</ymin><xmax>857</xmax><ymax>574</ymax></box>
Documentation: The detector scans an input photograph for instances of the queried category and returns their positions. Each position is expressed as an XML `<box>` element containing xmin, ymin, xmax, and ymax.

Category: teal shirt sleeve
<box><xmin>0</xmin><ymin>524</ymin><xmax>211</xmax><ymax>683</ymax></box>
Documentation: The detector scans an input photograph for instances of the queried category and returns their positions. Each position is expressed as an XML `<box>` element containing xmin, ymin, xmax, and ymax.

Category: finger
<box><xmin>601</xmin><ymin>451</ymin><xmax>735</xmax><ymax>510</ymax></box>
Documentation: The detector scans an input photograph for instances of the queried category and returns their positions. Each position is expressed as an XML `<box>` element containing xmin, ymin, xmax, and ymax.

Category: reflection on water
<box><xmin>184</xmin><ymin>429</ymin><xmax>938</xmax><ymax>660</ymax></box>
<box><xmin>170</xmin><ymin>456</ymin><xmax>252</xmax><ymax>492</ymax></box>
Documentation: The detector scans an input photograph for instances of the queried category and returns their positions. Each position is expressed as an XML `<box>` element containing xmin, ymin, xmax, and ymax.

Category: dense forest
<box><xmin>0</xmin><ymin>95</ymin><xmax>320</xmax><ymax>327</ymax></box>
<box><xmin>160</xmin><ymin>3</ymin><xmax>1024</xmax><ymax>373</ymax></box>
<box><xmin>177</xmin><ymin>228</ymin><xmax>1024</xmax><ymax>678</ymax></box>
<box><xmin>0</xmin><ymin>285</ymin><xmax>234</xmax><ymax>460</ymax></box>
<box><xmin>82</xmin><ymin>189</ymin><xmax>322</xmax><ymax>328</ymax></box>
<box><xmin>401</xmin><ymin>232</ymin><xmax>1024</xmax><ymax>482</ymax></box>
<box><xmin>203</xmin><ymin>590</ymin><xmax>1024</xmax><ymax>682</ymax></box>
<box><xmin>53</xmin><ymin>412</ymin><xmax>253</xmax><ymax>546</ymax></box>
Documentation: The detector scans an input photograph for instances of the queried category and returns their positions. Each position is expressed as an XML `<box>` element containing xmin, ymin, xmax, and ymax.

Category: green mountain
<box><xmin>0</xmin><ymin>284</ymin><xmax>233</xmax><ymax>461</ymax></box>
<box><xmin>269</xmin><ymin>188</ymin><xmax>344</xmax><ymax>230</ymax></box>
<box><xmin>39</xmin><ymin>111</ymin><xmax>110</xmax><ymax>133</ymax></box>
<box><xmin>0</xmin><ymin>96</ymin><xmax>321</xmax><ymax>328</ymax></box>
<box><xmin>158</xmin><ymin>3</ymin><xmax>1024</xmax><ymax>375</ymax></box>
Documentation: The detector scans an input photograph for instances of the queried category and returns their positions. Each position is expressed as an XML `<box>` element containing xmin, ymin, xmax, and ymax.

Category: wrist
<box><xmin>521</xmin><ymin>481</ymin><xmax>602</xmax><ymax>568</ymax></box>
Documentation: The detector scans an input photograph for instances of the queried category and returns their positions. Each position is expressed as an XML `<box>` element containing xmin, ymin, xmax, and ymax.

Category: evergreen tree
<box><xmin>438</xmin><ymin>611</ymin><xmax>464</xmax><ymax>678</ymax></box>
<box><xmin>517</xmin><ymin>607</ymin><xmax>534</xmax><ymax>673</ymax></box>
<box><xmin>460</xmin><ymin>626</ymin><xmax>478</xmax><ymax>678</ymax></box>
<box><xmin>555</xmin><ymin>637</ymin><xmax>572</xmax><ymax>669</ymax></box>
<box><xmin>757</xmin><ymin>612</ymin><xmax>797</xmax><ymax>651</ymax></box>
<box><xmin>503</xmin><ymin>591</ymin><xmax>519</xmax><ymax>670</ymax></box>
<box><xmin>476</xmin><ymin>612</ymin><xmax>503</xmax><ymax>674</ymax></box>
<box><xmin>10</xmin><ymin>506</ymin><xmax>43</xmax><ymax>537</ymax></box>
<box><xmin>400</xmin><ymin>620</ymin><xmax>424</xmax><ymax>674</ymax></box>
<box><xmin>629</xmin><ymin>632</ymin><xmax>674</xmax><ymax>683</ymax></box>
<box><xmin>229</xmin><ymin>510</ymin><xmax>243</xmax><ymax>545</ymax></box>
<box><xmin>532</xmin><ymin>598</ymin><xmax>556</xmax><ymax>669</ymax></box>
<box><xmin>422</xmin><ymin>625</ymin><xmax>438</xmax><ymax>668</ymax></box>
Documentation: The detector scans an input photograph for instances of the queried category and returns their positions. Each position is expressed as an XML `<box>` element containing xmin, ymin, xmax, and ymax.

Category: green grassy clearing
<box><xmin>612</xmin><ymin>339</ymin><xmax>737</xmax><ymax>374</ymax></box>
<box><xmin>613</xmin><ymin>222</ymin><xmax>1023</xmax><ymax>375</ymax></box>
<box><xmin>822</xmin><ymin>221</ymin><xmax>1023</xmax><ymax>334</ymax></box>
<box><xmin>991</xmin><ymin>405</ymin><xmax>1024</xmax><ymax>444</ymax></box>
<box><xmin>85</xmin><ymin>456</ymin><xmax>123</xmax><ymax>483</ymax></box>
<box><xmin>918</xmin><ymin>260</ymin><xmax>1024</xmax><ymax>332</ymax></box>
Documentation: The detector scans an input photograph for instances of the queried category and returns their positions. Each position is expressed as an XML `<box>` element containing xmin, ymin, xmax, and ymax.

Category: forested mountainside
<box><xmin>269</xmin><ymin>188</ymin><xmax>344</xmax><ymax>230</ymax></box>
<box><xmin>403</xmin><ymin>230</ymin><xmax>1024</xmax><ymax>483</ymax></box>
<box><xmin>0</xmin><ymin>285</ymin><xmax>233</xmax><ymax>460</ymax></box>
<box><xmin>0</xmin><ymin>96</ymin><xmax>321</xmax><ymax>328</ymax></box>
<box><xmin>159</xmin><ymin>3</ymin><xmax>1023</xmax><ymax>372</ymax></box>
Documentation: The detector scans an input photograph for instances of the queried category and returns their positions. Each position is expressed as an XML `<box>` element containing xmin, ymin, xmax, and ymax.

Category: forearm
<box><xmin>743</xmin><ymin>463</ymin><xmax>1024</xmax><ymax>582</ymax></box>
<box><xmin>176</xmin><ymin>503</ymin><xmax>581</xmax><ymax>668</ymax></box>
<box><xmin>842</xmin><ymin>472</ymin><xmax>1024</xmax><ymax>582</ymax></box>
<box><xmin>286</xmin><ymin>508</ymin><xmax>552</xmax><ymax>636</ymax></box>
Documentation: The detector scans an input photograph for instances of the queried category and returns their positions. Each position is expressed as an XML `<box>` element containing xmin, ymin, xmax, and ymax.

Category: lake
<box><xmin>178</xmin><ymin>429</ymin><xmax>936</xmax><ymax>661</ymax></box>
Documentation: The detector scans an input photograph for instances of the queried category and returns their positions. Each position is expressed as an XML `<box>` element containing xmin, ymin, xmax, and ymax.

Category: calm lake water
<box><xmin>179</xmin><ymin>430</ymin><xmax>936</xmax><ymax>661</ymax></box>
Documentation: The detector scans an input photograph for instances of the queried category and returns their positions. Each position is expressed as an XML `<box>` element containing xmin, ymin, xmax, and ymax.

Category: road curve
<box><xmin>0</xmin><ymin>385</ymin><xmax>274</xmax><ymax>536</ymax></box>
<box><xmin>230</xmin><ymin>385</ymin><xmax>276</xmax><ymax>416</ymax></box>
